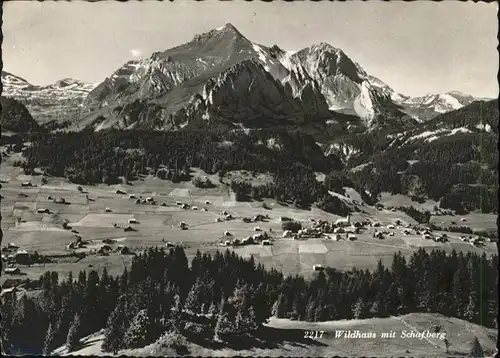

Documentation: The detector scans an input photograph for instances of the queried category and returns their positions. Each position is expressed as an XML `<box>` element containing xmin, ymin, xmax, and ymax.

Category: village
<box><xmin>1</xmin><ymin>174</ymin><xmax>495</xmax><ymax>289</ymax></box>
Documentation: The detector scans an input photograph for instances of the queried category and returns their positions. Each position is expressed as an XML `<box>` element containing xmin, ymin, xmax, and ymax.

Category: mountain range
<box><xmin>1</xmin><ymin>23</ymin><xmax>490</xmax><ymax>131</ymax></box>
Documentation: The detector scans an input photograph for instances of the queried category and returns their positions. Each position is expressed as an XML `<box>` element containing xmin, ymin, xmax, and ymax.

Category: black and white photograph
<box><xmin>0</xmin><ymin>1</ymin><xmax>498</xmax><ymax>356</ymax></box>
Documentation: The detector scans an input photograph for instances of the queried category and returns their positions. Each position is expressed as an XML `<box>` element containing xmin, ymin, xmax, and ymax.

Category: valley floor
<box><xmin>0</xmin><ymin>149</ymin><xmax>497</xmax><ymax>286</ymax></box>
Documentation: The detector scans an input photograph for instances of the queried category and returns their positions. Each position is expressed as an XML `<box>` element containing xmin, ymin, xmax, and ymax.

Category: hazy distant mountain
<box><xmin>1</xmin><ymin>71</ymin><xmax>96</xmax><ymax>126</ymax></box>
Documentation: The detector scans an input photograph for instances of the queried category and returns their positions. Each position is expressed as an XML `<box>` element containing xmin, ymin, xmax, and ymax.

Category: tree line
<box><xmin>1</xmin><ymin>246</ymin><xmax>496</xmax><ymax>355</ymax></box>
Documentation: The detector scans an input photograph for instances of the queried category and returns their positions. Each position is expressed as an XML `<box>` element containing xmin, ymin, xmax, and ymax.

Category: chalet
<box><xmin>224</xmin><ymin>231</ymin><xmax>232</xmax><ymax>236</ymax></box>
<box><xmin>242</xmin><ymin>237</ymin><xmax>254</xmax><ymax>245</ymax></box>
<box><xmin>388</xmin><ymin>232</ymin><xmax>395</xmax><ymax>237</ymax></box>
<box><xmin>232</xmin><ymin>238</ymin><xmax>241</xmax><ymax>246</ymax></box>
<box><xmin>135</xmin><ymin>199</ymin><xmax>141</xmax><ymax>204</ymax></box>
<box><xmin>374</xmin><ymin>232</ymin><xmax>385</xmax><ymax>240</ymax></box>
<box><xmin>387</xmin><ymin>224</ymin><xmax>396</xmax><ymax>229</ymax></box>
<box><xmin>192</xmin><ymin>206</ymin><xmax>198</xmax><ymax>210</ymax></box>
<box><xmin>179</xmin><ymin>222</ymin><xmax>188</xmax><ymax>230</ymax></box>
<box><xmin>201</xmin><ymin>208</ymin><xmax>207</xmax><ymax>211</ymax></box>
<box><xmin>129</xmin><ymin>194</ymin><xmax>137</xmax><ymax>199</ymax></box>
<box><xmin>21</xmin><ymin>182</ymin><xmax>32</xmax><ymax>187</ymax></box>
<box><xmin>312</xmin><ymin>264</ymin><xmax>324</xmax><ymax>271</ymax></box>
<box><xmin>105</xmin><ymin>208</ymin><xmax>113</xmax><ymax>213</ymax></box>
<box><xmin>280</xmin><ymin>216</ymin><xmax>292</xmax><ymax>222</ymax></box>
<box><xmin>146</xmin><ymin>197</ymin><xmax>154</xmax><ymax>202</ymax></box>
<box><xmin>116</xmin><ymin>190</ymin><xmax>126</xmax><ymax>195</ymax></box>
<box><xmin>166</xmin><ymin>242</ymin><xmax>175</xmax><ymax>248</ymax></box>
<box><xmin>224</xmin><ymin>240</ymin><xmax>232</xmax><ymax>246</ymax></box>
<box><xmin>55</xmin><ymin>197</ymin><xmax>66</xmax><ymax>204</ymax></box>
<box><xmin>348</xmin><ymin>234</ymin><xmax>357</xmax><ymax>241</ymax></box>
<box><xmin>8</xmin><ymin>243</ymin><xmax>19</xmax><ymax>249</ymax></box>
<box><xmin>205</xmin><ymin>200</ymin><xmax>211</xmax><ymax>205</ymax></box>
<box><xmin>215</xmin><ymin>218</ymin><xmax>222</xmax><ymax>223</ymax></box>
<box><xmin>283</xmin><ymin>230</ymin><xmax>293</xmax><ymax>238</ymax></box>
<box><xmin>47</xmin><ymin>196</ymin><xmax>53</xmax><ymax>200</ymax></box>
<box><xmin>371</xmin><ymin>222</ymin><xmax>381</xmax><ymax>227</ymax></box>
<box><xmin>254</xmin><ymin>227</ymin><xmax>262</xmax><ymax>232</ymax></box>
<box><xmin>124</xmin><ymin>226</ymin><xmax>136</xmax><ymax>232</ymax></box>
<box><xmin>460</xmin><ymin>218</ymin><xmax>467</xmax><ymax>222</ymax></box>
<box><xmin>36</xmin><ymin>208</ymin><xmax>50</xmax><ymax>214</ymax></box>
<box><xmin>253</xmin><ymin>233</ymin><xmax>264</xmax><ymax>241</ymax></box>
<box><xmin>242</xmin><ymin>217</ymin><xmax>252</xmax><ymax>223</ymax></box>
<box><xmin>335</xmin><ymin>215</ymin><xmax>351</xmax><ymax>228</ymax></box>
<box><xmin>161</xmin><ymin>203</ymin><xmax>167</xmax><ymax>207</ymax></box>
<box><xmin>128</xmin><ymin>218</ymin><xmax>138</xmax><ymax>224</ymax></box>
<box><xmin>5</xmin><ymin>267</ymin><xmax>20</xmax><ymax>275</ymax></box>
<box><xmin>181</xmin><ymin>203</ymin><xmax>190</xmax><ymax>209</ymax></box>
<box><xmin>253</xmin><ymin>214</ymin><xmax>266</xmax><ymax>222</ymax></box>
<box><xmin>261</xmin><ymin>240</ymin><xmax>272</xmax><ymax>246</ymax></box>
<box><xmin>225</xmin><ymin>214</ymin><xmax>233</xmax><ymax>220</ymax></box>
<box><xmin>423</xmin><ymin>234</ymin><xmax>433</xmax><ymax>240</ymax></box>
<box><xmin>176</xmin><ymin>201</ymin><xmax>182</xmax><ymax>206</ymax></box>
<box><xmin>222</xmin><ymin>211</ymin><xmax>229</xmax><ymax>216</ymax></box>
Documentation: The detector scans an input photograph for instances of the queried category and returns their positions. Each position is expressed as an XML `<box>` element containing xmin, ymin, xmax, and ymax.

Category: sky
<box><xmin>2</xmin><ymin>1</ymin><xmax>498</xmax><ymax>98</ymax></box>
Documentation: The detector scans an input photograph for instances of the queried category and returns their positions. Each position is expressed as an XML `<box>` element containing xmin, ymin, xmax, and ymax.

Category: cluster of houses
<box><xmin>460</xmin><ymin>235</ymin><xmax>488</xmax><ymax>247</ymax></box>
<box><xmin>220</xmin><ymin>229</ymin><xmax>272</xmax><ymax>247</ymax></box>
<box><xmin>96</xmin><ymin>242</ymin><xmax>133</xmax><ymax>256</ymax></box>
<box><xmin>2</xmin><ymin>243</ymin><xmax>31</xmax><ymax>275</ymax></box>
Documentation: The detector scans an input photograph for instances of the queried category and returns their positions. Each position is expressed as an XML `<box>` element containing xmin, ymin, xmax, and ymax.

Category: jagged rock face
<box><xmin>1</xmin><ymin>71</ymin><xmax>96</xmax><ymax>125</ymax></box>
<box><xmin>79</xmin><ymin>24</ymin><xmax>332</xmax><ymax>131</ymax></box>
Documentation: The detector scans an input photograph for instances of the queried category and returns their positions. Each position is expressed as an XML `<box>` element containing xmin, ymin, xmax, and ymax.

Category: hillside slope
<box><xmin>53</xmin><ymin>313</ymin><xmax>497</xmax><ymax>357</ymax></box>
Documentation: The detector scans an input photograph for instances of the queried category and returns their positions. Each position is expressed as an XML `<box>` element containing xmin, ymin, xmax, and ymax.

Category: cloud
<box><xmin>130</xmin><ymin>49</ymin><xmax>142</xmax><ymax>58</ymax></box>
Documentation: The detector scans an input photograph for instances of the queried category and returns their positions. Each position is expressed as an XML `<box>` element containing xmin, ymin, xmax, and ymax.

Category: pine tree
<box><xmin>66</xmin><ymin>314</ymin><xmax>81</xmax><ymax>352</ymax></box>
<box><xmin>43</xmin><ymin>322</ymin><xmax>57</xmax><ymax>355</ymax></box>
<box><xmin>184</xmin><ymin>279</ymin><xmax>203</xmax><ymax>314</ymax></box>
<box><xmin>352</xmin><ymin>298</ymin><xmax>365</xmax><ymax>319</ymax></box>
<box><xmin>305</xmin><ymin>298</ymin><xmax>316</xmax><ymax>322</ymax></box>
<box><xmin>271</xmin><ymin>294</ymin><xmax>285</xmax><ymax>318</ymax></box>
<box><xmin>469</xmin><ymin>336</ymin><xmax>484</xmax><ymax>357</ymax></box>
<box><xmin>102</xmin><ymin>298</ymin><xmax>127</xmax><ymax>354</ymax></box>
<box><xmin>123</xmin><ymin>309</ymin><xmax>150</xmax><ymax>349</ymax></box>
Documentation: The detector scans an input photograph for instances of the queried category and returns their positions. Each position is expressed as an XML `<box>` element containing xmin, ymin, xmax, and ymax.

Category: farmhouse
<box><xmin>135</xmin><ymin>199</ymin><xmax>141</xmax><ymax>204</ymax></box>
<box><xmin>5</xmin><ymin>267</ymin><xmax>21</xmax><ymax>275</ymax></box>
<box><xmin>146</xmin><ymin>197</ymin><xmax>154</xmax><ymax>202</ymax></box>
<box><xmin>205</xmin><ymin>200</ymin><xmax>210</xmax><ymax>205</ymax></box>
<box><xmin>224</xmin><ymin>240</ymin><xmax>232</xmax><ymax>246</ymax></box>
<box><xmin>128</xmin><ymin>218</ymin><xmax>138</xmax><ymax>224</ymax></box>
<box><xmin>36</xmin><ymin>208</ymin><xmax>50</xmax><ymax>214</ymax></box>
<box><xmin>283</xmin><ymin>230</ymin><xmax>293</xmax><ymax>238</ymax></box>
<box><xmin>312</xmin><ymin>264</ymin><xmax>324</xmax><ymax>271</ymax></box>
<box><xmin>224</xmin><ymin>231</ymin><xmax>232</xmax><ymax>236</ymax></box>
<box><xmin>192</xmin><ymin>206</ymin><xmax>198</xmax><ymax>210</ymax></box>
<box><xmin>161</xmin><ymin>203</ymin><xmax>167</xmax><ymax>207</ymax></box>
<box><xmin>105</xmin><ymin>208</ymin><xmax>113</xmax><ymax>212</ymax></box>
<box><xmin>129</xmin><ymin>194</ymin><xmax>137</xmax><ymax>199</ymax></box>
<box><xmin>47</xmin><ymin>196</ymin><xmax>53</xmax><ymax>200</ymax></box>
<box><xmin>374</xmin><ymin>232</ymin><xmax>385</xmax><ymax>240</ymax></box>
<box><xmin>166</xmin><ymin>242</ymin><xmax>175</xmax><ymax>248</ymax></box>
<box><xmin>232</xmin><ymin>238</ymin><xmax>241</xmax><ymax>246</ymax></box>
<box><xmin>201</xmin><ymin>208</ymin><xmax>207</xmax><ymax>211</ymax></box>
<box><xmin>242</xmin><ymin>237</ymin><xmax>254</xmax><ymax>245</ymax></box>
<box><xmin>181</xmin><ymin>203</ymin><xmax>190</xmax><ymax>209</ymax></box>
<box><xmin>348</xmin><ymin>234</ymin><xmax>357</xmax><ymax>241</ymax></box>
<box><xmin>124</xmin><ymin>226</ymin><xmax>136</xmax><ymax>232</ymax></box>
<box><xmin>215</xmin><ymin>218</ymin><xmax>222</xmax><ymax>223</ymax></box>
<box><xmin>387</xmin><ymin>224</ymin><xmax>396</xmax><ymax>229</ymax></box>
<box><xmin>55</xmin><ymin>197</ymin><xmax>66</xmax><ymax>204</ymax></box>
<box><xmin>8</xmin><ymin>243</ymin><xmax>19</xmax><ymax>249</ymax></box>
<box><xmin>423</xmin><ymin>234</ymin><xmax>433</xmax><ymax>240</ymax></box>
<box><xmin>280</xmin><ymin>216</ymin><xmax>291</xmax><ymax>222</ymax></box>
<box><xmin>21</xmin><ymin>181</ymin><xmax>32</xmax><ymax>187</ymax></box>
<box><xmin>225</xmin><ymin>214</ymin><xmax>234</xmax><ymax>220</ymax></box>
<box><xmin>176</xmin><ymin>201</ymin><xmax>182</xmax><ymax>206</ymax></box>
<box><xmin>253</xmin><ymin>214</ymin><xmax>266</xmax><ymax>222</ymax></box>
<box><xmin>116</xmin><ymin>190</ymin><xmax>126</xmax><ymax>195</ymax></box>
<box><xmin>179</xmin><ymin>222</ymin><xmax>188</xmax><ymax>230</ymax></box>
<box><xmin>254</xmin><ymin>227</ymin><xmax>262</xmax><ymax>232</ymax></box>
<box><xmin>261</xmin><ymin>240</ymin><xmax>272</xmax><ymax>246</ymax></box>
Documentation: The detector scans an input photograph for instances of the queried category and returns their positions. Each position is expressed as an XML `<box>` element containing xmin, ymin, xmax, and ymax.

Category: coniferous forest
<box><xmin>0</xmin><ymin>246</ymin><xmax>497</xmax><ymax>355</ymax></box>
